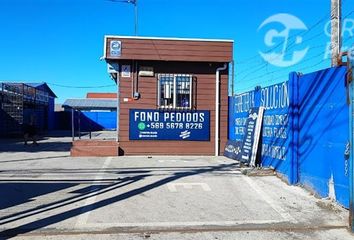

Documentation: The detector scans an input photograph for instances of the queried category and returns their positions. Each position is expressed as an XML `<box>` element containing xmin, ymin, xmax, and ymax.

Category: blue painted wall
<box><xmin>78</xmin><ymin>111</ymin><xmax>117</xmax><ymax>131</ymax></box>
<box><xmin>260</xmin><ymin>81</ymin><xmax>293</xmax><ymax>182</ymax></box>
<box><xmin>230</xmin><ymin>66</ymin><xmax>349</xmax><ymax>208</ymax></box>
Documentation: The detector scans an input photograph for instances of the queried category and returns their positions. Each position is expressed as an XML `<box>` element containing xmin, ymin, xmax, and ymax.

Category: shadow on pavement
<box><xmin>0</xmin><ymin>175</ymin><xmax>149</xmax><ymax>232</ymax></box>
<box><xmin>0</xmin><ymin>141</ymin><xmax>72</xmax><ymax>153</ymax></box>
<box><xmin>0</xmin><ymin>163</ymin><xmax>238</xmax><ymax>239</ymax></box>
<box><xmin>0</xmin><ymin>182</ymin><xmax>77</xmax><ymax>211</ymax></box>
<box><xmin>0</xmin><ymin>155</ymin><xmax>70</xmax><ymax>164</ymax></box>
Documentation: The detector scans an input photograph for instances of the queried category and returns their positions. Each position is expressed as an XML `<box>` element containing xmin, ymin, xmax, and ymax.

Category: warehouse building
<box><xmin>0</xmin><ymin>82</ymin><xmax>56</xmax><ymax>137</ymax></box>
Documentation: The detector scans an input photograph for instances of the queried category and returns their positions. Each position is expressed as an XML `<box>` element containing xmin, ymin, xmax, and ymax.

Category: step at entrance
<box><xmin>70</xmin><ymin>140</ymin><xmax>119</xmax><ymax>157</ymax></box>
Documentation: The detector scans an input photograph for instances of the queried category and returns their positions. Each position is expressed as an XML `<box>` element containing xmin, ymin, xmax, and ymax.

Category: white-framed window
<box><xmin>157</xmin><ymin>74</ymin><xmax>193</xmax><ymax>110</ymax></box>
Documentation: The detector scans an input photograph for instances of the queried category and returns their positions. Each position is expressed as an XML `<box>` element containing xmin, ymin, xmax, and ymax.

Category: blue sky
<box><xmin>0</xmin><ymin>0</ymin><xmax>353</xmax><ymax>103</ymax></box>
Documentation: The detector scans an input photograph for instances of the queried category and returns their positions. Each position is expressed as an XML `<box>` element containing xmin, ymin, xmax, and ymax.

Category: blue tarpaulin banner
<box><xmin>129</xmin><ymin>109</ymin><xmax>210</xmax><ymax>141</ymax></box>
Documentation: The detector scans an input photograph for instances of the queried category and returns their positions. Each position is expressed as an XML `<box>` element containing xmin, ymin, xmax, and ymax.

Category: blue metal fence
<box><xmin>230</xmin><ymin>66</ymin><xmax>349</xmax><ymax>208</ymax></box>
<box><xmin>298</xmin><ymin>67</ymin><xmax>348</xmax><ymax>207</ymax></box>
<box><xmin>79</xmin><ymin>111</ymin><xmax>117</xmax><ymax>131</ymax></box>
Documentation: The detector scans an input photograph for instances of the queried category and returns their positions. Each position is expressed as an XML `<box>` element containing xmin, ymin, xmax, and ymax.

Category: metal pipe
<box><xmin>116</xmin><ymin>72</ymin><xmax>120</xmax><ymax>142</ymax></box>
<box><xmin>349</xmin><ymin>50</ymin><xmax>354</xmax><ymax>232</ymax></box>
<box><xmin>134</xmin><ymin>0</ymin><xmax>138</xmax><ymax>36</ymax></box>
<box><xmin>189</xmin><ymin>75</ymin><xmax>193</xmax><ymax>109</ymax></box>
<box><xmin>215</xmin><ymin>63</ymin><xmax>228</xmax><ymax>156</ymax></box>
<box><xmin>173</xmin><ymin>75</ymin><xmax>177</xmax><ymax>109</ymax></box>
<box><xmin>78</xmin><ymin>110</ymin><xmax>81</xmax><ymax>139</ymax></box>
<box><xmin>71</xmin><ymin>108</ymin><xmax>74</xmax><ymax>142</ymax></box>
<box><xmin>131</xmin><ymin>60</ymin><xmax>134</xmax><ymax>98</ymax></box>
<box><xmin>133</xmin><ymin>60</ymin><xmax>139</xmax><ymax>99</ymax></box>
<box><xmin>231</xmin><ymin>60</ymin><xmax>235</xmax><ymax>96</ymax></box>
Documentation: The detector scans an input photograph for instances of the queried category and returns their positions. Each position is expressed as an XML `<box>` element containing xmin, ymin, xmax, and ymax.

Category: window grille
<box><xmin>157</xmin><ymin>74</ymin><xmax>193</xmax><ymax>110</ymax></box>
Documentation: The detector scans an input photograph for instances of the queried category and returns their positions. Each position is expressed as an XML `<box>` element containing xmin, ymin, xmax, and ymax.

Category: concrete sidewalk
<box><xmin>0</xmin><ymin>137</ymin><xmax>352</xmax><ymax>239</ymax></box>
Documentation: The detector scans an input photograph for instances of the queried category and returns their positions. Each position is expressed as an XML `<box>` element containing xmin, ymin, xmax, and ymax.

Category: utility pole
<box><xmin>134</xmin><ymin>0</ymin><xmax>138</xmax><ymax>36</ymax></box>
<box><xmin>331</xmin><ymin>0</ymin><xmax>342</xmax><ymax>66</ymax></box>
<box><xmin>108</xmin><ymin>0</ymin><xmax>138</xmax><ymax>35</ymax></box>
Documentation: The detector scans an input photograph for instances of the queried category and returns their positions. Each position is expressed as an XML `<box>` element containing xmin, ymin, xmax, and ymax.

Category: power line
<box><xmin>235</xmin><ymin>51</ymin><xmax>331</xmax><ymax>92</ymax></box>
<box><xmin>236</xmin><ymin>3</ymin><xmax>344</xmax><ymax>66</ymax></box>
<box><xmin>233</xmin><ymin>40</ymin><xmax>347</xmax><ymax>93</ymax></box>
<box><xmin>238</xmin><ymin>46</ymin><xmax>331</xmax><ymax>85</ymax></box>
<box><xmin>236</xmin><ymin>27</ymin><xmax>329</xmax><ymax>79</ymax></box>
<box><xmin>234</xmin><ymin>48</ymin><xmax>337</xmax><ymax>94</ymax></box>
<box><xmin>233</xmin><ymin>6</ymin><xmax>354</xmax><ymax>95</ymax></box>
<box><xmin>235</xmin><ymin>8</ymin><xmax>354</xmax><ymax>87</ymax></box>
<box><xmin>235</xmin><ymin>4</ymin><xmax>349</xmax><ymax>80</ymax></box>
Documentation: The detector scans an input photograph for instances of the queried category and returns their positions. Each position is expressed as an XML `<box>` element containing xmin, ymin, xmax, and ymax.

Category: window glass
<box><xmin>176</xmin><ymin>75</ymin><xmax>191</xmax><ymax>108</ymax></box>
<box><xmin>158</xmin><ymin>74</ymin><xmax>193</xmax><ymax>109</ymax></box>
<box><xmin>159</xmin><ymin>74</ymin><xmax>174</xmax><ymax>108</ymax></box>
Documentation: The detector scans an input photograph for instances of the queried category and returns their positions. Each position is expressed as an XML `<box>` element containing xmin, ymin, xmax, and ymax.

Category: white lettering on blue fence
<box><xmin>262</xmin><ymin>144</ymin><xmax>286</xmax><ymax>161</ymax></box>
<box><xmin>234</xmin><ymin>91</ymin><xmax>255</xmax><ymax>113</ymax></box>
<box><xmin>231</xmin><ymin>81</ymin><xmax>290</xmax><ymax>162</ymax></box>
<box><xmin>260</xmin><ymin>82</ymin><xmax>289</xmax><ymax>110</ymax></box>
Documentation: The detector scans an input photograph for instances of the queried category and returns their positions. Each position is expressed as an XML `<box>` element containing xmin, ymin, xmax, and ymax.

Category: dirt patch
<box><xmin>316</xmin><ymin>200</ymin><xmax>343</xmax><ymax>214</ymax></box>
<box><xmin>241</xmin><ymin>168</ymin><xmax>275</xmax><ymax>177</ymax></box>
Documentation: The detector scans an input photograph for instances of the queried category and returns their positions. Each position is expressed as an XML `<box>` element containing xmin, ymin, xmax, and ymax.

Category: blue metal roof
<box><xmin>62</xmin><ymin>98</ymin><xmax>117</xmax><ymax>110</ymax></box>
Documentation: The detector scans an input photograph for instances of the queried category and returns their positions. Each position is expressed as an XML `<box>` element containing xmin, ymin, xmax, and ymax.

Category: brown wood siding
<box><xmin>116</xmin><ymin>61</ymin><xmax>229</xmax><ymax>156</ymax></box>
<box><xmin>105</xmin><ymin>37</ymin><xmax>233</xmax><ymax>63</ymax></box>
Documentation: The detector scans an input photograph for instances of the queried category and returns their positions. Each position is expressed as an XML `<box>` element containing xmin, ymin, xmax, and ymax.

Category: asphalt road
<box><xmin>0</xmin><ymin>136</ymin><xmax>352</xmax><ymax>239</ymax></box>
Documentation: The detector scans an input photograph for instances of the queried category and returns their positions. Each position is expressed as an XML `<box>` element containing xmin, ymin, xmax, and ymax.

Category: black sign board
<box><xmin>223</xmin><ymin>140</ymin><xmax>242</xmax><ymax>160</ymax></box>
<box><xmin>240</xmin><ymin>107</ymin><xmax>264</xmax><ymax>166</ymax></box>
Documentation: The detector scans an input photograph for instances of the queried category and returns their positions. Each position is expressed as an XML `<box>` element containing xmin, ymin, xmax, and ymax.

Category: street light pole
<box><xmin>108</xmin><ymin>0</ymin><xmax>138</xmax><ymax>36</ymax></box>
<box><xmin>134</xmin><ymin>0</ymin><xmax>138</xmax><ymax>36</ymax></box>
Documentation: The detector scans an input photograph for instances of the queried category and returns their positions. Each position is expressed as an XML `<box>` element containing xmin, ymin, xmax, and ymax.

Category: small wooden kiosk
<box><xmin>104</xmin><ymin>35</ymin><xmax>233</xmax><ymax>156</ymax></box>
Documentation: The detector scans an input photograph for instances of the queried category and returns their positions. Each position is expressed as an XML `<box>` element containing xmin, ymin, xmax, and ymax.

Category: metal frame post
<box><xmin>109</xmin><ymin>0</ymin><xmax>138</xmax><ymax>35</ymax></box>
<box><xmin>78</xmin><ymin>110</ymin><xmax>81</xmax><ymax>139</ymax></box>
<box><xmin>289</xmin><ymin>72</ymin><xmax>300</xmax><ymax>185</ymax></box>
<box><xmin>349</xmin><ymin>51</ymin><xmax>354</xmax><ymax>232</ymax></box>
<box><xmin>116</xmin><ymin>74</ymin><xmax>120</xmax><ymax>142</ymax></box>
<box><xmin>134</xmin><ymin>0</ymin><xmax>138</xmax><ymax>36</ymax></box>
<box><xmin>71</xmin><ymin>108</ymin><xmax>75</xmax><ymax>142</ymax></box>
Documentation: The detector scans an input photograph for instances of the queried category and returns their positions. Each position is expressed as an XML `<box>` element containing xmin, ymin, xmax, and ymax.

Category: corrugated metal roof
<box><xmin>26</xmin><ymin>83</ymin><xmax>43</xmax><ymax>87</ymax></box>
<box><xmin>25</xmin><ymin>82</ymin><xmax>57</xmax><ymax>98</ymax></box>
<box><xmin>0</xmin><ymin>82</ymin><xmax>57</xmax><ymax>98</ymax></box>
<box><xmin>62</xmin><ymin>98</ymin><xmax>117</xmax><ymax>110</ymax></box>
